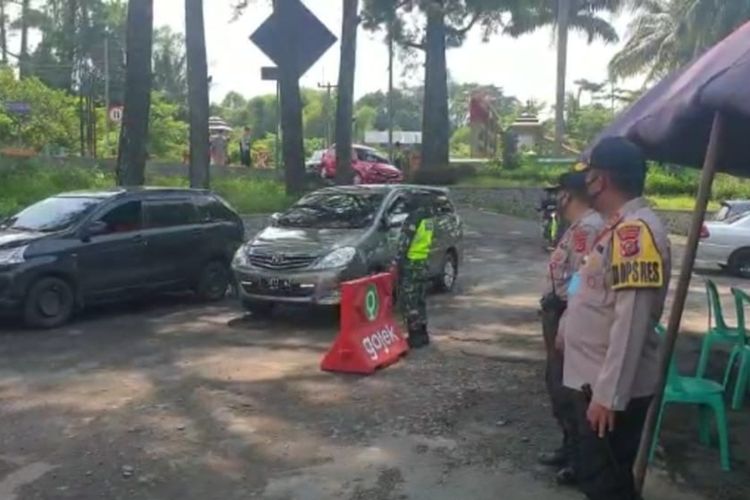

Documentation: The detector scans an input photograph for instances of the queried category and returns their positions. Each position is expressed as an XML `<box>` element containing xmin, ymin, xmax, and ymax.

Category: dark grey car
<box><xmin>0</xmin><ymin>188</ymin><xmax>244</xmax><ymax>328</ymax></box>
<box><xmin>232</xmin><ymin>185</ymin><xmax>463</xmax><ymax>314</ymax></box>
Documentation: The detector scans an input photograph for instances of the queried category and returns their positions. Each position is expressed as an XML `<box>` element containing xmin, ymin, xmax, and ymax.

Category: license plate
<box><xmin>267</xmin><ymin>278</ymin><xmax>290</xmax><ymax>290</ymax></box>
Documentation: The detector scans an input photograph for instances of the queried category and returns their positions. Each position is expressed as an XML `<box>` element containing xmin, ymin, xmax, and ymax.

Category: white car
<box><xmin>697</xmin><ymin>212</ymin><xmax>750</xmax><ymax>277</ymax></box>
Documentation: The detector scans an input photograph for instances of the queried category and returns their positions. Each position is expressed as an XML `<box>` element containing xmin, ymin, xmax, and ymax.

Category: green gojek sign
<box><xmin>364</xmin><ymin>284</ymin><xmax>380</xmax><ymax>322</ymax></box>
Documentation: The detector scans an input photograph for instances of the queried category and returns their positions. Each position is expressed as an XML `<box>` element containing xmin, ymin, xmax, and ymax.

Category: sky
<box><xmin>158</xmin><ymin>1</ymin><xmax>637</xmax><ymax>110</ymax></box>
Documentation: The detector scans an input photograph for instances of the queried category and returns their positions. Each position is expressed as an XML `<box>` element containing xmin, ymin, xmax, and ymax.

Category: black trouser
<box><xmin>567</xmin><ymin>389</ymin><xmax>651</xmax><ymax>500</ymax></box>
<box><xmin>546</xmin><ymin>348</ymin><xmax>576</xmax><ymax>459</ymax></box>
<box><xmin>540</xmin><ymin>299</ymin><xmax>573</xmax><ymax>459</ymax></box>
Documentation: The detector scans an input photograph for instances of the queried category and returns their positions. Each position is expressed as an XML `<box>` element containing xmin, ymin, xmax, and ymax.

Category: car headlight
<box><xmin>232</xmin><ymin>246</ymin><xmax>250</xmax><ymax>268</ymax></box>
<box><xmin>312</xmin><ymin>247</ymin><xmax>356</xmax><ymax>270</ymax></box>
<box><xmin>0</xmin><ymin>245</ymin><xmax>27</xmax><ymax>265</ymax></box>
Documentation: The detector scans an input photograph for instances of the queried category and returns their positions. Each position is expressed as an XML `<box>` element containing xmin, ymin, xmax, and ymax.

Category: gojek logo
<box><xmin>364</xmin><ymin>284</ymin><xmax>379</xmax><ymax>321</ymax></box>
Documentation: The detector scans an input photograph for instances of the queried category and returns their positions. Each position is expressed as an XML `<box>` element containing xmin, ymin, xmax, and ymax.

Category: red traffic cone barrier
<box><xmin>321</xmin><ymin>273</ymin><xmax>408</xmax><ymax>374</ymax></box>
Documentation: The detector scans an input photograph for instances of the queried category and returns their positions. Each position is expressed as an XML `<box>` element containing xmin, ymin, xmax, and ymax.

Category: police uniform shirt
<box><xmin>546</xmin><ymin>209</ymin><xmax>604</xmax><ymax>301</ymax></box>
<box><xmin>562</xmin><ymin>197</ymin><xmax>671</xmax><ymax>411</ymax></box>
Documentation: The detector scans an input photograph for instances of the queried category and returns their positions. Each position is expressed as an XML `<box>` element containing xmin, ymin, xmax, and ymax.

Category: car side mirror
<box><xmin>269</xmin><ymin>212</ymin><xmax>281</xmax><ymax>225</ymax></box>
<box><xmin>82</xmin><ymin>220</ymin><xmax>108</xmax><ymax>240</ymax></box>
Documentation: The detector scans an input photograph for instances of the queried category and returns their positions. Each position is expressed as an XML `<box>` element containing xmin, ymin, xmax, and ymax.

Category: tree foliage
<box><xmin>0</xmin><ymin>68</ymin><xmax>79</xmax><ymax>151</ymax></box>
<box><xmin>610</xmin><ymin>0</ymin><xmax>750</xmax><ymax>81</ymax></box>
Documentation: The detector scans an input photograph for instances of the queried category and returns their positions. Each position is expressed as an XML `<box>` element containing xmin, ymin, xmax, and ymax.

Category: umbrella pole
<box><xmin>634</xmin><ymin>111</ymin><xmax>726</xmax><ymax>492</ymax></box>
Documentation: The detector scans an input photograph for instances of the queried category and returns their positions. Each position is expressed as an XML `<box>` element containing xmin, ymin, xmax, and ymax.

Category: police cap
<box><xmin>556</xmin><ymin>171</ymin><xmax>588</xmax><ymax>198</ymax></box>
<box><xmin>587</xmin><ymin>137</ymin><xmax>646</xmax><ymax>176</ymax></box>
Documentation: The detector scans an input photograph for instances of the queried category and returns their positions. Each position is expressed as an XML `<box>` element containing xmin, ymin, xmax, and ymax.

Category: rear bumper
<box><xmin>696</xmin><ymin>242</ymin><xmax>733</xmax><ymax>267</ymax></box>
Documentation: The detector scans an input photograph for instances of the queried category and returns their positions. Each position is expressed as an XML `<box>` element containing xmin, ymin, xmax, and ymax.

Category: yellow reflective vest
<box><xmin>407</xmin><ymin>219</ymin><xmax>435</xmax><ymax>261</ymax></box>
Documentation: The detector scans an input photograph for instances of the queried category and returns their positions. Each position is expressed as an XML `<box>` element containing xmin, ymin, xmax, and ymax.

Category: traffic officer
<box><xmin>563</xmin><ymin>137</ymin><xmax>671</xmax><ymax>500</ymax></box>
<box><xmin>539</xmin><ymin>171</ymin><xmax>604</xmax><ymax>485</ymax></box>
<box><xmin>393</xmin><ymin>194</ymin><xmax>434</xmax><ymax>349</ymax></box>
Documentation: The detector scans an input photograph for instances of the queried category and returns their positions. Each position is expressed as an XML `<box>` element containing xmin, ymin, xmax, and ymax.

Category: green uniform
<box><xmin>395</xmin><ymin>209</ymin><xmax>434</xmax><ymax>334</ymax></box>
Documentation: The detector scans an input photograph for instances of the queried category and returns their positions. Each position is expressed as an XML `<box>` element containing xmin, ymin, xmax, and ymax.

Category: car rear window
<box><xmin>196</xmin><ymin>195</ymin><xmax>237</xmax><ymax>223</ymax></box>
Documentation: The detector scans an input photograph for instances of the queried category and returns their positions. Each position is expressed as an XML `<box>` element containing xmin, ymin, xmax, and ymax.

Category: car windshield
<box><xmin>1</xmin><ymin>196</ymin><xmax>101</xmax><ymax>232</ymax></box>
<box><xmin>277</xmin><ymin>191</ymin><xmax>385</xmax><ymax>229</ymax></box>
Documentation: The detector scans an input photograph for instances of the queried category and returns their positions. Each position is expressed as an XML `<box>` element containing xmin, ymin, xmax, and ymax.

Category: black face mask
<box><xmin>586</xmin><ymin>174</ymin><xmax>605</xmax><ymax>202</ymax></box>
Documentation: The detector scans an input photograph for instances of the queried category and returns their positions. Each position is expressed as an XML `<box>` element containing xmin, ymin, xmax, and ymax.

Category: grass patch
<box><xmin>0</xmin><ymin>160</ymin><xmax>292</xmax><ymax>217</ymax></box>
<box><xmin>648</xmin><ymin>196</ymin><xmax>720</xmax><ymax>212</ymax></box>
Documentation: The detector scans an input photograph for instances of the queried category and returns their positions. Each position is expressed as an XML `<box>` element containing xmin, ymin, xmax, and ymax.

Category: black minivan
<box><xmin>0</xmin><ymin>188</ymin><xmax>244</xmax><ymax>328</ymax></box>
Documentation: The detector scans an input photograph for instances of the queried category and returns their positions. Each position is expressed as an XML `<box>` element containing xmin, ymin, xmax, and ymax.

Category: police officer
<box><xmin>539</xmin><ymin>171</ymin><xmax>604</xmax><ymax>485</ymax></box>
<box><xmin>563</xmin><ymin>137</ymin><xmax>671</xmax><ymax>500</ymax></box>
<box><xmin>393</xmin><ymin>194</ymin><xmax>434</xmax><ymax>349</ymax></box>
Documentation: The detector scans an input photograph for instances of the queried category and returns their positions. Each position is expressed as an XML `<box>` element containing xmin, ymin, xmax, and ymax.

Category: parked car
<box><xmin>320</xmin><ymin>144</ymin><xmax>403</xmax><ymax>184</ymax></box>
<box><xmin>232</xmin><ymin>185</ymin><xmax>462</xmax><ymax>315</ymax></box>
<box><xmin>714</xmin><ymin>200</ymin><xmax>750</xmax><ymax>221</ymax></box>
<box><xmin>0</xmin><ymin>188</ymin><xmax>244</xmax><ymax>328</ymax></box>
<box><xmin>305</xmin><ymin>149</ymin><xmax>326</xmax><ymax>175</ymax></box>
<box><xmin>698</xmin><ymin>211</ymin><xmax>750</xmax><ymax>277</ymax></box>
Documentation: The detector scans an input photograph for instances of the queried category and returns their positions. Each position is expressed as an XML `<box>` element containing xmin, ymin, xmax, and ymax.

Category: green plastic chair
<box><xmin>696</xmin><ymin>280</ymin><xmax>742</xmax><ymax>379</ymax></box>
<box><xmin>650</xmin><ymin>325</ymin><xmax>731</xmax><ymax>471</ymax></box>
<box><xmin>728</xmin><ymin>288</ymin><xmax>750</xmax><ymax>410</ymax></box>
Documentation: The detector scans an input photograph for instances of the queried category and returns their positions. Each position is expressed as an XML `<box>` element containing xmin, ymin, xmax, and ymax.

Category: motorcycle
<box><xmin>539</xmin><ymin>200</ymin><xmax>563</xmax><ymax>251</ymax></box>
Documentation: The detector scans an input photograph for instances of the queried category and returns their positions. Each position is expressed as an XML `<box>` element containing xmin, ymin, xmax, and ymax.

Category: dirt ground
<box><xmin>0</xmin><ymin>208</ymin><xmax>748</xmax><ymax>500</ymax></box>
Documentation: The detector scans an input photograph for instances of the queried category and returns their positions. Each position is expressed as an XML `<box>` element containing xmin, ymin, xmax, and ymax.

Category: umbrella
<box><xmin>584</xmin><ymin>20</ymin><xmax>750</xmax><ymax>492</ymax></box>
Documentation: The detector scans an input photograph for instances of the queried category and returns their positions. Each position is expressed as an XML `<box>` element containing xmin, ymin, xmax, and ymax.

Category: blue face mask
<box><xmin>568</xmin><ymin>272</ymin><xmax>582</xmax><ymax>297</ymax></box>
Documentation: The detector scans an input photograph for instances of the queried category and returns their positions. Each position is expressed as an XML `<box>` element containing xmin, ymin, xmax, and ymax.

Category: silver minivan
<box><xmin>231</xmin><ymin>185</ymin><xmax>463</xmax><ymax>314</ymax></box>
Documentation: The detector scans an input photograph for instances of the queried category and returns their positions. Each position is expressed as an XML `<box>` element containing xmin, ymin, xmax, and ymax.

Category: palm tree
<box><xmin>610</xmin><ymin>0</ymin><xmax>750</xmax><ymax>81</ymax></box>
<box><xmin>335</xmin><ymin>0</ymin><xmax>359</xmax><ymax>185</ymax></box>
<box><xmin>19</xmin><ymin>0</ymin><xmax>30</xmax><ymax>78</ymax></box>
<box><xmin>117</xmin><ymin>0</ymin><xmax>153</xmax><ymax>186</ymax></box>
<box><xmin>0</xmin><ymin>0</ymin><xmax>8</xmax><ymax>65</ymax></box>
<box><xmin>506</xmin><ymin>0</ymin><xmax>621</xmax><ymax>150</ymax></box>
<box><xmin>185</xmin><ymin>0</ymin><xmax>210</xmax><ymax>188</ymax></box>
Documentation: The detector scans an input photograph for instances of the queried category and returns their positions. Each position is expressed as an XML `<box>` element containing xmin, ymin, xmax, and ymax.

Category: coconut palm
<box><xmin>506</xmin><ymin>0</ymin><xmax>621</xmax><ymax>150</ymax></box>
<box><xmin>610</xmin><ymin>0</ymin><xmax>750</xmax><ymax>81</ymax></box>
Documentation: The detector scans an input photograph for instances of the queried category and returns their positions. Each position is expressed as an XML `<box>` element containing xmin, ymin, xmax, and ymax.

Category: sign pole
<box><xmin>275</xmin><ymin>79</ymin><xmax>281</xmax><ymax>169</ymax></box>
<box><xmin>104</xmin><ymin>28</ymin><xmax>111</xmax><ymax>157</ymax></box>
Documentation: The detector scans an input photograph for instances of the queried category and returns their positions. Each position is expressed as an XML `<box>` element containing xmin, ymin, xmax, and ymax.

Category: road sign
<box><xmin>250</xmin><ymin>0</ymin><xmax>337</xmax><ymax>78</ymax></box>
<box><xmin>5</xmin><ymin>101</ymin><xmax>31</xmax><ymax>116</ymax></box>
<box><xmin>109</xmin><ymin>106</ymin><xmax>124</xmax><ymax>124</ymax></box>
<box><xmin>261</xmin><ymin>66</ymin><xmax>279</xmax><ymax>81</ymax></box>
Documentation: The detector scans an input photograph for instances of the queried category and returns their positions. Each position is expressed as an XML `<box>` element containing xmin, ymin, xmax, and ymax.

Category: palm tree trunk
<box><xmin>421</xmin><ymin>0</ymin><xmax>450</xmax><ymax>171</ymax></box>
<box><xmin>335</xmin><ymin>0</ymin><xmax>359</xmax><ymax>185</ymax></box>
<box><xmin>117</xmin><ymin>0</ymin><xmax>153</xmax><ymax>187</ymax></box>
<box><xmin>19</xmin><ymin>0</ymin><xmax>30</xmax><ymax>78</ymax></box>
<box><xmin>277</xmin><ymin>0</ymin><xmax>306</xmax><ymax>194</ymax></box>
<box><xmin>554</xmin><ymin>0</ymin><xmax>570</xmax><ymax>151</ymax></box>
<box><xmin>0</xmin><ymin>0</ymin><xmax>8</xmax><ymax>65</ymax></box>
<box><xmin>185</xmin><ymin>0</ymin><xmax>210</xmax><ymax>188</ymax></box>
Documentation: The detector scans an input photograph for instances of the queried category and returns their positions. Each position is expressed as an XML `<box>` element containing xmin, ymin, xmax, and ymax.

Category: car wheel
<box><xmin>728</xmin><ymin>248</ymin><xmax>750</xmax><ymax>279</ymax></box>
<box><xmin>242</xmin><ymin>299</ymin><xmax>275</xmax><ymax>317</ymax></box>
<box><xmin>23</xmin><ymin>276</ymin><xmax>75</xmax><ymax>329</ymax></box>
<box><xmin>196</xmin><ymin>260</ymin><xmax>230</xmax><ymax>302</ymax></box>
<box><xmin>434</xmin><ymin>251</ymin><xmax>458</xmax><ymax>293</ymax></box>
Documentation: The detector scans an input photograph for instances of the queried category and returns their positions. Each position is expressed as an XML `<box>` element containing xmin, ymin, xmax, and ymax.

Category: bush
<box><xmin>0</xmin><ymin>160</ymin><xmax>291</xmax><ymax>218</ymax></box>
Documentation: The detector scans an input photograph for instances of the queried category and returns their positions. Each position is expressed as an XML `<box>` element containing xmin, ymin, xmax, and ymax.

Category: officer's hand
<box><xmin>587</xmin><ymin>401</ymin><xmax>615</xmax><ymax>438</ymax></box>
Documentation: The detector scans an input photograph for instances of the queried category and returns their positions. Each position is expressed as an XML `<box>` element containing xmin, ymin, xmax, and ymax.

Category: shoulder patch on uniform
<box><xmin>611</xmin><ymin>219</ymin><xmax>664</xmax><ymax>290</ymax></box>
<box><xmin>573</xmin><ymin>228</ymin><xmax>588</xmax><ymax>253</ymax></box>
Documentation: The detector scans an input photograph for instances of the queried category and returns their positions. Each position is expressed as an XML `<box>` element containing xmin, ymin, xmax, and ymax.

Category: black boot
<box><xmin>537</xmin><ymin>448</ymin><xmax>566</xmax><ymax>467</ymax></box>
<box><xmin>555</xmin><ymin>466</ymin><xmax>577</xmax><ymax>486</ymax></box>
<box><xmin>407</xmin><ymin>327</ymin><xmax>430</xmax><ymax>349</ymax></box>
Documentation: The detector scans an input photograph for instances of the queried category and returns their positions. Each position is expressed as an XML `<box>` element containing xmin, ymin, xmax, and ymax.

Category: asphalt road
<box><xmin>0</xmin><ymin>208</ymin><xmax>747</xmax><ymax>500</ymax></box>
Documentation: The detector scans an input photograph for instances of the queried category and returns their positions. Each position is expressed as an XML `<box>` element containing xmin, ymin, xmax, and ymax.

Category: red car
<box><xmin>321</xmin><ymin>144</ymin><xmax>403</xmax><ymax>184</ymax></box>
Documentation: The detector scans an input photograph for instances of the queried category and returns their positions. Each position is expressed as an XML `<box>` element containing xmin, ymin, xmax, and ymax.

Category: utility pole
<box><xmin>317</xmin><ymin>81</ymin><xmax>337</xmax><ymax>147</ymax></box>
<box><xmin>387</xmin><ymin>19</ymin><xmax>394</xmax><ymax>162</ymax></box>
<box><xmin>104</xmin><ymin>28</ymin><xmax>111</xmax><ymax>157</ymax></box>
